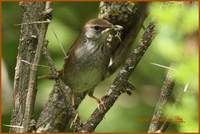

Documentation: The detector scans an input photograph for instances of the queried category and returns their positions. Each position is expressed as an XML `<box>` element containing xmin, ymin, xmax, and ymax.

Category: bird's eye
<box><xmin>94</xmin><ymin>25</ymin><xmax>102</xmax><ymax>31</ymax></box>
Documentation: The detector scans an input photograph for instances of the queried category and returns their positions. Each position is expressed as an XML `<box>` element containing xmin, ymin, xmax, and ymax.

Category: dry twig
<box><xmin>148</xmin><ymin>68</ymin><xmax>175</xmax><ymax>133</ymax></box>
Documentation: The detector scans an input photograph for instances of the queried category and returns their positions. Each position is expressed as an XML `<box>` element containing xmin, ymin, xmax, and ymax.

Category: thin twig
<box><xmin>3</xmin><ymin>124</ymin><xmax>24</xmax><ymax>129</ymax></box>
<box><xmin>14</xmin><ymin>20</ymin><xmax>51</xmax><ymax>26</ymax></box>
<box><xmin>150</xmin><ymin>62</ymin><xmax>176</xmax><ymax>71</ymax></box>
<box><xmin>183</xmin><ymin>82</ymin><xmax>190</xmax><ymax>92</ymax></box>
<box><xmin>51</xmin><ymin>27</ymin><xmax>68</xmax><ymax>58</ymax></box>
<box><xmin>148</xmin><ymin>68</ymin><xmax>175</xmax><ymax>133</ymax></box>
<box><xmin>21</xmin><ymin>60</ymin><xmax>50</xmax><ymax>68</ymax></box>
<box><xmin>78</xmin><ymin>22</ymin><xmax>156</xmax><ymax>132</ymax></box>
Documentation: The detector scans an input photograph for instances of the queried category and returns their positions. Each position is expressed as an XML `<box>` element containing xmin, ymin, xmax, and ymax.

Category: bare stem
<box><xmin>22</xmin><ymin>2</ymin><xmax>51</xmax><ymax>132</ymax></box>
<box><xmin>148</xmin><ymin>68</ymin><xmax>175</xmax><ymax>133</ymax></box>
<box><xmin>10</xmin><ymin>2</ymin><xmax>51</xmax><ymax>132</ymax></box>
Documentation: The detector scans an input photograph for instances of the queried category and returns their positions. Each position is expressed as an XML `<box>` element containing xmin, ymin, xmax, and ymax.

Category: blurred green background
<box><xmin>2</xmin><ymin>2</ymin><xmax>198</xmax><ymax>132</ymax></box>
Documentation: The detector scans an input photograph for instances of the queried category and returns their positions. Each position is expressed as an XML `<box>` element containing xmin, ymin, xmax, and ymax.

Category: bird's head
<box><xmin>83</xmin><ymin>18</ymin><xmax>123</xmax><ymax>41</ymax></box>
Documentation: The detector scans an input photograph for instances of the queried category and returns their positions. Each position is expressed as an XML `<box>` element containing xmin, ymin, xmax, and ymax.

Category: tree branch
<box><xmin>78</xmin><ymin>22</ymin><xmax>156</xmax><ymax>132</ymax></box>
<box><xmin>99</xmin><ymin>2</ymin><xmax>148</xmax><ymax>75</ymax></box>
<box><xmin>36</xmin><ymin>2</ymin><xmax>149</xmax><ymax>132</ymax></box>
<box><xmin>10</xmin><ymin>2</ymin><xmax>51</xmax><ymax>132</ymax></box>
<box><xmin>148</xmin><ymin>68</ymin><xmax>175</xmax><ymax>133</ymax></box>
<box><xmin>23</xmin><ymin>3</ymin><xmax>51</xmax><ymax>132</ymax></box>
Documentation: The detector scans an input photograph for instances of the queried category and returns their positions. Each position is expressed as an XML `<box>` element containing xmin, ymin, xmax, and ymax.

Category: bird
<box><xmin>59</xmin><ymin>18</ymin><xmax>123</xmax><ymax>106</ymax></box>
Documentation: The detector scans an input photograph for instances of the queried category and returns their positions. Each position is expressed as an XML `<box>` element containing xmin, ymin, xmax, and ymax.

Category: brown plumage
<box><xmin>60</xmin><ymin>19</ymin><xmax>114</xmax><ymax>94</ymax></box>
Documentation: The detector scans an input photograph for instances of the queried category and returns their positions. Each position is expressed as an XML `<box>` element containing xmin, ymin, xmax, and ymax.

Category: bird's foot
<box><xmin>70</xmin><ymin>95</ymin><xmax>82</xmax><ymax>128</ymax></box>
<box><xmin>88</xmin><ymin>93</ymin><xmax>106</xmax><ymax>110</ymax></box>
<box><xmin>89</xmin><ymin>95</ymin><xmax>106</xmax><ymax>110</ymax></box>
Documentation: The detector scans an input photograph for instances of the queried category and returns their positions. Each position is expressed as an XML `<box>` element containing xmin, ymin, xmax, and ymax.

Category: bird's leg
<box><xmin>70</xmin><ymin>94</ymin><xmax>81</xmax><ymax>128</ymax></box>
<box><xmin>71</xmin><ymin>94</ymin><xmax>76</xmax><ymax>107</ymax></box>
<box><xmin>88</xmin><ymin>90</ymin><xmax>106</xmax><ymax>110</ymax></box>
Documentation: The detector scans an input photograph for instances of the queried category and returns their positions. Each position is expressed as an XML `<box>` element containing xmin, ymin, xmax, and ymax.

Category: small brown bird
<box><xmin>60</xmin><ymin>18</ymin><xmax>122</xmax><ymax>104</ymax></box>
